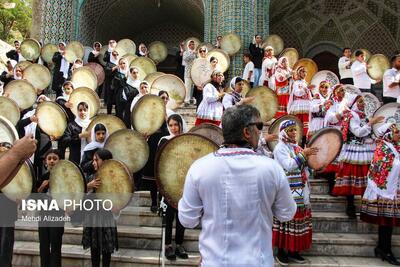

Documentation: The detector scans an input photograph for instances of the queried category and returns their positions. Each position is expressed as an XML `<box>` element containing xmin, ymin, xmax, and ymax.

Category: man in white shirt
<box><xmin>179</xmin><ymin>105</ymin><xmax>297</xmax><ymax>267</ymax></box>
<box><xmin>242</xmin><ymin>53</ymin><xmax>254</xmax><ymax>87</ymax></box>
<box><xmin>383</xmin><ymin>54</ymin><xmax>400</xmax><ymax>104</ymax></box>
<box><xmin>338</xmin><ymin>47</ymin><xmax>353</xmax><ymax>84</ymax></box>
<box><xmin>351</xmin><ymin>50</ymin><xmax>380</xmax><ymax>95</ymax></box>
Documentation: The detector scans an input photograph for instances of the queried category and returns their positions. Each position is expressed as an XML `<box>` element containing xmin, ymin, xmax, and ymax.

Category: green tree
<box><xmin>0</xmin><ymin>0</ymin><xmax>32</xmax><ymax>41</ymax></box>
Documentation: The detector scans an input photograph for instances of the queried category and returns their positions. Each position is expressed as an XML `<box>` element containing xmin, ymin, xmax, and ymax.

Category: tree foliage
<box><xmin>0</xmin><ymin>0</ymin><xmax>32</xmax><ymax>41</ymax></box>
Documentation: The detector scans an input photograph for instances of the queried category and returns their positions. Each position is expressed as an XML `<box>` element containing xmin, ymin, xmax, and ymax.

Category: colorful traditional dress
<box><xmin>307</xmin><ymin>82</ymin><xmax>330</xmax><ymax>139</ymax></box>
<box><xmin>195</xmin><ymin>81</ymin><xmax>224</xmax><ymax>126</ymax></box>
<box><xmin>287</xmin><ymin>72</ymin><xmax>312</xmax><ymax>136</ymax></box>
<box><xmin>274</xmin><ymin>57</ymin><xmax>292</xmax><ymax>118</ymax></box>
<box><xmin>259</xmin><ymin>55</ymin><xmax>277</xmax><ymax>88</ymax></box>
<box><xmin>333</xmin><ymin>95</ymin><xmax>375</xmax><ymax>196</ymax></box>
<box><xmin>273</xmin><ymin>120</ymin><xmax>312</xmax><ymax>252</ymax></box>
<box><xmin>361</xmin><ymin>125</ymin><xmax>400</xmax><ymax>226</ymax></box>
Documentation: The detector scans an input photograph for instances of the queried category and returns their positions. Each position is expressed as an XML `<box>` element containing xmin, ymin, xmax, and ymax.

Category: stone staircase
<box><xmin>11</xmin><ymin>102</ymin><xmax>399</xmax><ymax>266</ymax></box>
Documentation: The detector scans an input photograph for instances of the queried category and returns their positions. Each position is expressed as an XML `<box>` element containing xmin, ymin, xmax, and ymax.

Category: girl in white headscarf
<box><xmin>80</xmin><ymin>123</ymin><xmax>109</xmax><ymax>176</ymax></box>
<box><xmin>113</xmin><ymin>58</ymin><xmax>129</xmax><ymax>119</ymax></box>
<box><xmin>88</xmin><ymin>41</ymin><xmax>102</xmax><ymax>64</ymax></box>
<box><xmin>61</xmin><ymin>101</ymin><xmax>91</xmax><ymax>164</ymax></box>
<box><xmin>274</xmin><ymin>56</ymin><xmax>292</xmax><ymax>118</ymax></box>
<box><xmin>137</xmin><ymin>43</ymin><xmax>148</xmax><ymax>57</ymax></box>
<box><xmin>130</xmin><ymin>81</ymin><xmax>149</xmax><ymax>112</ymax></box>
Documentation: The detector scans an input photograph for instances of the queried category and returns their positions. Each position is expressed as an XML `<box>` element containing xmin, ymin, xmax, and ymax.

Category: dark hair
<box><xmin>14</xmin><ymin>40</ymin><xmax>19</xmax><ymax>44</ymax></box>
<box><xmin>43</xmin><ymin>149</ymin><xmax>62</xmax><ymax>160</ymax></box>
<box><xmin>94</xmin><ymin>123</ymin><xmax>106</xmax><ymax>133</ymax></box>
<box><xmin>167</xmin><ymin>114</ymin><xmax>183</xmax><ymax>133</ymax></box>
<box><xmin>342</xmin><ymin>47</ymin><xmax>351</xmax><ymax>53</ymax></box>
<box><xmin>158</xmin><ymin>90</ymin><xmax>169</xmax><ymax>97</ymax></box>
<box><xmin>209</xmin><ymin>56</ymin><xmax>217</xmax><ymax>63</ymax></box>
<box><xmin>94</xmin><ymin>148</ymin><xmax>113</xmax><ymax>161</ymax></box>
<box><xmin>243</xmin><ymin>53</ymin><xmax>252</xmax><ymax>60</ymax></box>
<box><xmin>391</xmin><ymin>54</ymin><xmax>400</xmax><ymax>63</ymax></box>
<box><xmin>222</xmin><ymin>105</ymin><xmax>260</xmax><ymax>145</ymax></box>
<box><xmin>77</xmin><ymin>101</ymin><xmax>88</xmax><ymax>111</ymax></box>
<box><xmin>355</xmin><ymin>50</ymin><xmax>364</xmax><ymax>57</ymax></box>
<box><xmin>130</xmin><ymin>67</ymin><xmax>138</xmax><ymax>73</ymax></box>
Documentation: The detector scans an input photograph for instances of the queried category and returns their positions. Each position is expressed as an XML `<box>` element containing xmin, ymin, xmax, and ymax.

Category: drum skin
<box><xmin>0</xmin><ymin>96</ymin><xmax>20</xmax><ymax>125</ymax></box>
<box><xmin>293</xmin><ymin>58</ymin><xmax>318</xmax><ymax>84</ymax></box>
<box><xmin>131</xmin><ymin>95</ymin><xmax>166</xmax><ymax>136</ymax></box>
<box><xmin>85</xmin><ymin>62</ymin><xmax>105</xmax><ymax>86</ymax></box>
<box><xmin>368</xmin><ymin>54</ymin><xmax>390</xmax><ymax>80</ymax></box>
<box><xmin>191</xmin><ymin>58</ymin><xmax>213</xmax><ymax>87</ymax></box>
<box><xmin>155</xmin><ymin>134</ymin><xmax>219</xmax><ymax>208</ymax></box>
<box><xmin>23</xmin><ymin>64</ymin><xmax>52</xmax><ymax>91</ymax></box>
<box><xmin>50</xmin><ymin>160</ymin><xmax>86</xmax><ymax>212</ymax></box>
<box><xmin>144</xmin><ymin>72</ymin><xmax>164</xmax><ymax>88</ymax></box>
<box><xmin>71</xmin><ymin>66</ymin><xmax>98</xmax><ymax>91</ymax></box>
<box><xmin>189</xmin><ymin>123</ymin><xmax>224</xmax><ymax>146</ymax></box>
<box><xmin>148</xmin><ymin>41</ymin><xmax>168</xmax><ymax>64</ymax></box>
<box><xmin>0</xmin><ymin>153</ymin><xmax>34</xmax><ymax>202</ymax></box>
<box><xmin>41</xmin><ymin>43</ymin><xmax>58</xmax><ymax>64</ymax></box>
<box><xmin>362</xmin><ymin>92</ymin><xmax>381</xmax><ymax>118</ymax></box>
<box><xmin>96</xmin><ymin>159</ymin><xmax>133</xmax><ymax>212</ymax></box>
<box><xmin>68</xmin><ymin>87</ymin><xmax>101</xmax><ymax>119</ymax></box>
<box><xmin>20</xmin><ymin>38</ymin><xmax>41</xmax><ymax>61</ymax></box>
<box><xmin>264</xmin><ymin>34</ymin><xmax>284</xmax><ymax>55</ymax></box>
<box><xmin>150</xmin><ymin>74</ymin><xmax>186</xmax><ymax>110</ymax></box>
<box><xmin>36</xmin><ymin>102</ymin><xmax>67</xmax><ymax>139</ymax></box>
<box><xmin>86</xmin><ymin>114</ymin><xmax>126</xmax><ymax>143</ymax></box>
<box><xmin>310</xmin><ymin>70</ymin><xmax>339</xmax><ymax>94</ymax></box>
<box><xmin>104</xmin><ymin>129</ymin><xmax>149</xmax><ymax>173</ymax></box>
<box><xmin>307</xmin><ymin>127</ymin><xmax>343</xmax><ymax>171</ymax></box>
<box><xmin>4</xmin><ymin>80</ymin><xmax>36</xmax><ymax>110</ymax></box>
<box><xmin>245</xmin><ymin>86</ymin><xmax>278</xmax><ymax>123</ymax></box>
<box><xmin>64</xmin><ymin>41</ymin><xmax>85</xmax><ymax>63</ymax></box>
<box><xmin>372</xmin><ymin>103</ymin><xmax>400</xmax><ymax>137</ymax></box>
<box><xmin>206</xmin><ymin>49</ymin><xmax>230</xmax><ymax>73</ymax></box>
<box><xmin>268</xmin><ymin>114</ymin><xmax>303</xmax><ymax>151</ymax></box>
<box><xmin>220</xmin><ymin>33</ymin><xmax>241</xmax><ymax>55</ymax></box>
<box><xmin>115</xmin><ymin>39</ymin><xmax>136</xmax><ymax>58</ymax></box>
<box><xmin>0</xmin><ymin>115</ymin><xmax>19</xmax><ymax>145</ymax></box>
<box><xmin>130</xmin><ymin>57</ymin><xmax>157</xmax><ymax>77</ymax></box>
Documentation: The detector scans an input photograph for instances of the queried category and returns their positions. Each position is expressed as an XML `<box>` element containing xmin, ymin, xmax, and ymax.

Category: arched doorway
<box><xmin>76</xmin><ymin>0</ymin><xmax>204</xmax><ymax>72</ymax></box>
<box><xmin>312</xmin><ymin>51</ymin><xmax>339</xmax><ymax>76</ymax></box>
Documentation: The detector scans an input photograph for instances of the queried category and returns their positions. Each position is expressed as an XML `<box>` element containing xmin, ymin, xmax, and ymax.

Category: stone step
<box><xmin>129</xmin><ymin>190</ymin><xmax>352</xmax><ymax>212</ymax></box>
<box><xmin>12</xmin><ymin>241</ymin><xmax>397</xmax><ymax>267</ymax></box>
<box><xmin>13</xmin><ymin>224</ymin><xmax>400</xmax><ymax>257</ymax></box>
<box><xmin>116</xmin><ymin>206</ymin><xmax>395</xmax><ymax>234</ymax></box>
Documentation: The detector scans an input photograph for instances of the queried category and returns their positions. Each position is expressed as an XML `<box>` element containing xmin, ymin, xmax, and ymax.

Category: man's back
<box><xmin>179</xmin><ymin>147</ymin><xmax>296</xmax><ymax>267</ymax></box>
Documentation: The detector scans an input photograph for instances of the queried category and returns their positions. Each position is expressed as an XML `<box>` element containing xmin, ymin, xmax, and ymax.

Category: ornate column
<box><xmin>39</xmin><ymin>0</ymin><xmax>74</xmax><ymax>44</ymax></box>
<box><xmin>204</xmin><ymin>0</ymin><xmax>270</xmax><ymax>78</ymax></box>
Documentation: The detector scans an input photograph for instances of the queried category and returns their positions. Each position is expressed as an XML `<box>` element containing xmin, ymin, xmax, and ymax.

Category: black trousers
<box><xmin>106</xmin><ymin>88</ymin><xmax>116</xmax><ymax>115</ymax></box>
<box><xmin>141</xmin><ymin>178</ymin><xmax>158</xmax><ymax>207</ymax></box>
<box><xmin>91</xmin><ymin>247</ymin><xmax>111</xmax><ymax>267</ymax></box>
<box><xmin>378</xmin><ymin>225</ymin><xmax>393</xmax><ymax>253</ymax></box>
<box><xmin>115</xmin><ymin>97</ymin><xmax>126</xmax><ymax>121</ymax></box>
<box><xmin>165</xmin><ymin>205</ymin><xmax>185</xmax><ymax>245</ymax></box>
<box><xmin>38</xmin><ymin>226</ymin><xmax>64</xmax><ymax>267</ymax></box>
<box><xmin>383</xmin><ymin>96</ymin><xmax>397</xmax><ymax>104</ymax></box>
<box><xmin>340</xmin><ymin>78</ymin><xmax>353</xmax><ymax>85</ymax></box>
<box><xmin>193</xmin><ymin>87</ymin><xmax>203</xmax><ymax>108</ymax></box>
<box><xmin>0</xmin><ymin>227</ymin><xmax>14</xmax><ymax>267</ymax></box>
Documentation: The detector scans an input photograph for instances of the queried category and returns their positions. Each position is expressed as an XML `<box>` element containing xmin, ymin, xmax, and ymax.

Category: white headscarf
<box><xmin>72</xmin><ymin>59</ymin><xmax>83</xmax><ymax>71</ymax></box>
<box><xmin>83</xmin><ymin>123</ymin><xmax>109</xmax><ymax>153</ymax></box>
<box><xmin>110</xmin><ymin>52</ymin><xmax>119</xmax><ymax>65</ymax></box>
<box><xmin>91</xmin><ymin>42</ymin><xmax>101</xmax><ymax>55</ymax></box>
<box><xmin>58</xmin><ymin>42</ymin><xmax>70</xmax><ymax>79</ymax></box>
<box><xmin>118</xmin><ymin>58</ymin><xmax>128</xmax><ymax>76</ymax></box>
<box><xmin>126</xmin><ymin>70</ymin><xmax>141</xmax><ymax>88</ymax></box>
<box><xmin>56</xmin><ymin>81</ymin><xmax>74</xmax><ymax>102</ymax></box>
<box><xmin>130</xmin><ymin>82</ymin><xmax>149</xmax><ymax>112</ymax></box>
<box><xmin>252</xmin><ymin>35</ymin><xmax>262</xmax><ymax>48</ymax></box>
<box><xmin>74</xmin><ymin>105</ymin><xmax>91</xmax><ymax>129</ymax></box>
<box><xmin>138</xmin><ymin>43</ymin><xmax>147</xmax><ymax>56</ymax></box>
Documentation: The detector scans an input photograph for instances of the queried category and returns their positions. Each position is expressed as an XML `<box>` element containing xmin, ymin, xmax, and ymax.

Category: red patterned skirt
<box><xmin>272</xmin><ymin>207</ymin><xmax>312</xmax><ymax>252</ymax></box>
<box><xmin>332</xmin><ymin>163</ymin><xmax>369</xmax><ymax>196</ymax></box>
<box><xmin>275</xmin><ymin>94</ymin><xmax>289</xmax><ymax>118</ymax></box>
<box><xmin>194</xmin><ymin>118</ymin><xmax>221</xmax><ymax>127</ymax></box>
